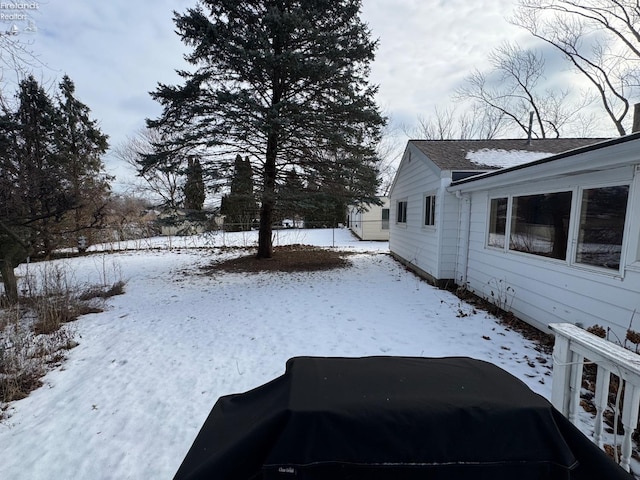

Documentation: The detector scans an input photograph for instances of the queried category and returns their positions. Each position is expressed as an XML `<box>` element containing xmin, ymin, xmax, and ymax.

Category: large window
<box><xmin>397</xmin><ymin>201</ymin><xmax>407</xmax><ymax>223</ymax></box>
<box><xmin>486</xmin><ymin>184</ymin><xmax>631</xmax><ymax>272</ymax></box>
<box><xmin>509</xmin><ymin>191</ymin><xmax>572</xmax><ymax>260</ymax></box>
<box><xmin>424</xmin><ymin>195</ymin><xmax>435</xmax><ymax>226</ymax></box>
<box><xmin>488</xmin><ymin>198</ymin><xmax>507</xmax><ymax>248</ymax></box>
<box><xmin>576</xmin><ymin>185</ymin><xmax>629</xmax><ymax>270</ymax></box>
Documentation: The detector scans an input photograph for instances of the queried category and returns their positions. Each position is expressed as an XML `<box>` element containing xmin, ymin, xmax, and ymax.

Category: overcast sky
<box><xmin>2</xmin><ymin>0</ymin><xmax>588</xmax><ymax>189</ymax></box>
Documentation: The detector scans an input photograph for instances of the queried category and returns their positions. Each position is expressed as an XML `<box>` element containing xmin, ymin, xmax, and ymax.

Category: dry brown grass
<box><xmin>205</xmin><ymin>245</ymin><xmax>354</xmax><ymax>274</ymax></box>
<box><xmin>1</xmin><ymin>264</ymin><xmax>126</xmax><ymax>410</ymax></box>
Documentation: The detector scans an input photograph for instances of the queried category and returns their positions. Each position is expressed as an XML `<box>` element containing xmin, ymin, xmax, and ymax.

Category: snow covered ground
<box><xmin>0</xmin><ymin>228</ymin><xmax>558</xmax><ymax>479</ymax></box>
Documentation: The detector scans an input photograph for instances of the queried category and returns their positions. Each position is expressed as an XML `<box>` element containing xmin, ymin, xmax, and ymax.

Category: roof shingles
<box><xmin>409</xmin><ymin>138</ymin><xmax>608</xmax><ymax>171</ymax></box>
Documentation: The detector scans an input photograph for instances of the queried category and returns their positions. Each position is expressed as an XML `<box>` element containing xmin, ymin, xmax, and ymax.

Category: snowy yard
<box><xmin>0</xmin><ymin>228</ymin><xmax>555</xmax><ymax>479</ymax></box>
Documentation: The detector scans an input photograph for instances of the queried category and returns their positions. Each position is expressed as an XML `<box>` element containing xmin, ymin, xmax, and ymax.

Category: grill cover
<box><xmin>173</xmin><ymin>356</ymin><xmax>631</xmax><ymax>480</ymax></box>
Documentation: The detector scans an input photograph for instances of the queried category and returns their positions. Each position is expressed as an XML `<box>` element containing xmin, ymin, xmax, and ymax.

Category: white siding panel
<box><xmin>347</xmin><ymin>198</ymin><xmax>389</xmax><ymax>241</ymax></box>
<box><xmin>362</xmin><ymin>198</ymin><xmax>390</xmax><ymax>241</ymax></box>
<box><xmin>347</xmin><ymin>207</ymin><xmax>364</xmax><ymax>239</ymax></box>
<box><xmin>390</xmin><ymin>153</ymin><xmax>442</xmax><ymax>280</ymax></box>
<box><xmin>464</xmin><ymin>179</ymin><xmax>640</xmax><ymax>338</ymax></box>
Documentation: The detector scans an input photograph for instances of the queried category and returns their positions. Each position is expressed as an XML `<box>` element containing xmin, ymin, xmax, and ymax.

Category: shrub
<box><xmin>586</xmin><ymin>324</ymin><xmax>607</xmax><ymax>339</ymax></box>
<box><xmin>0</xmin><ymin>260</ymin><xmax>125</xmax><ymax>410</ymax></box>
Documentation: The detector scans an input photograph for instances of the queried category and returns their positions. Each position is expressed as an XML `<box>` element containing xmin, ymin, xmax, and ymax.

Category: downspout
<box><xmin>455</xmin><ymin>190</ymin><xmax>472</xmax><ymax>287</ymax></box>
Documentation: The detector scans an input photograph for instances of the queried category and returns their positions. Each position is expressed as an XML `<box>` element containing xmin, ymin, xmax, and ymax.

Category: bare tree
<box><xmin>457</xmin><ymin>42</ymin><xmax>593</xmax><ymax>138</ymax></box>
<box><xmin>0</xmin><ymin>21</ymin><xmax>49</xmax><ymax>86</ymax></box>
<box><xmin>100</xmin><ymin>195</ymin><xmax>158</xmax><ymax>242</ymax></box>
<box><xmin>407</xmin><ymin>105</ymin><xmax>506</xmax><ymax>141</ymax></box>
<box><xmin>375</xmin><ymin>121</ymin><xmax>405</xmax><ymax>196</ymax></box>
<box><xmin>512</xmin><ymin>0</ymin><xmax>640</xmax><ymax>135</ymax></box>
<box><xmin>114</xmin><ymin>128</ymin><xmax>184</xmax><ymax>209</ymax></box>
<box><xmin>415</xmin><ymin>107</ymin><xmax>458</xmax><ymax>140</ymax></box>
<box><xmin>458</xmin><ymin>104</ymin><xmax>507</xmax><ymax>139</ymax></box>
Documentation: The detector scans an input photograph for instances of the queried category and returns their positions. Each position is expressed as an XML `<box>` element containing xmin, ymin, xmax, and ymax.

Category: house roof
<box><xmin>409</xmin><ymin>138</ymin><xmax>608</xmax><ymax>171</ymax></box>
<box><xmin>447</xmin><ymin>131</ymin><xmax>640</xmax><ymax>191</ymax></box>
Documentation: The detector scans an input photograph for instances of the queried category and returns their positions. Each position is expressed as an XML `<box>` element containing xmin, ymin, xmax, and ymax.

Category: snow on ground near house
<box><xmin>466</xmin><ymin>148</ymin><xmax>553</xmax><ymax>168</ymax></box>
<box><xmin>0</xmin><ymin>229</ymin><xmax>556</xmax><ymax>479</ymax></box>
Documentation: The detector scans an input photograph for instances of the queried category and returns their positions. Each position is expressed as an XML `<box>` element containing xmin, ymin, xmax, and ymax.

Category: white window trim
<box><xmin>422</xmin><ymin>192</ymin><xmax>436</xmax><ymax>229</ymax></box>
<box><xmin>628</xmin><ymin>168</ymin><xmax>640</xmax><ymax>270</ymax></box>
<box><xmin>486</xmin><ymin>196</ymin><xmax>508</xmax><ymax>250</ymax></box>
<box><xmin>568</xmin><ymin>182</ymin><xmax>632</xmax><ymax>278</ymax></box>
<box><xmin>484</xmin><ymin>182</ymin><xmax>632</xmax><ymax>278</ymax></box>
<box><xmin>396</xmin><ymin>199</ymin><xmax>408</xmax><ymax>225</ymax></box>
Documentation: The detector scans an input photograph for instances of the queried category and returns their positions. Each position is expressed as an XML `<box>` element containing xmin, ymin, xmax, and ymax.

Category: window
<box><xmin>488</xmin><ymin>198</ymin><xmax>507</xmax><ymax>248</ymax></box>
<box><xmin>510</xmin><ymin>191</ymin><xmax>572</xmax><ymax>260</ymax></box>
<box><xmin>397</xmin><ymin>201</ymin><xmax>407</xmax><ymax>223</ymax></box>
<box><xmin>424</xmin><ymin>195</ymin><xmax>435</xmax><ymax>226</ymax></box>
<box><xmin>576</xmin><ymin>185</ymin><xmax>629</xmax><ymax>270</ymax></box>
<box><xmin>381</xmin><ymin>208</ymin><xmax>389</xmax><ymax>230</ymax></box>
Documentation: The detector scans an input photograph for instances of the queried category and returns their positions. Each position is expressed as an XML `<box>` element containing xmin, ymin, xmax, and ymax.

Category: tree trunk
<box><xmin>0</xmin><ymin>237</ymin><xmax>29</xmax><ymax>304</ymax></box>
<box><xmin>0</xmin><ymin>258</ymin><xmax>18</xmax><ymax>304</ymax></box>
<box><xmin>257</xmin><ymin>136</ymin><xmax>277</xmax><ymax>259</ymax></box>
<box><xmin>257</xmin><ymin>201</ymin><xmax>273</xmax><ymax>259</ymax></box>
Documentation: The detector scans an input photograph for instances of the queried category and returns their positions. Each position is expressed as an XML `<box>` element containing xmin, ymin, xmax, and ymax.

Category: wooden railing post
<box><xmin>593</xmin><ymin>366</ymin><xmax>611</xmax><ymax>449</ymax></box>
<box><xmin>549</xmin><ymin>322</ymin><xmax>640</xmax><ymax>474</ymax></box>
<box><xmin>567</xmin><ymin>350</ymin><xmax>584</xmax><ymax>424</ymax></box>
<box><xmin>621</xmin><ymin>384</ymin><xmax>640</xmax><ymax>472</ymax></box>
<box><xmin>550</xmin><ymin>332</ymin><xmax>572</xmax><ymax>416</ymax></box>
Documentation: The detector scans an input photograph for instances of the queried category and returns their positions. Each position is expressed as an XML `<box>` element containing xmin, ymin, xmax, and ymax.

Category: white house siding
<box><xmin>347</xmin><ymin>198</ymin><xmax>390</xmax><ymax>241</ymax></box>
<box><xmin>459</xmin><ymin>164</ymin><xmax>640</xmax><ymax>339</ymax></box>
<box><xmin>347</xmin><ymin>208</ymin><xmax>365</xmax><ymax>239</ymax></box>
<box><xmin>390</xmin><ymin>148</ymin><xmax>447</xmax><ymax>284</ymax></box>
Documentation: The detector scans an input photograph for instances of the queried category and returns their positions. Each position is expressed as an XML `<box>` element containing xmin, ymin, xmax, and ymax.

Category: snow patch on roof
<box><xmin>466</xmin><ymin>149</ymin><xmax>553</xmax><ymax>168</ymax></box>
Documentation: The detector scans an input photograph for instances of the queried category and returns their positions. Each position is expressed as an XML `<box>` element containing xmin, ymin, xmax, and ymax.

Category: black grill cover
<box><xmin>173</xmin><ymin>356</ymin><xmax>631</xmax><ymax>480</ymax></box>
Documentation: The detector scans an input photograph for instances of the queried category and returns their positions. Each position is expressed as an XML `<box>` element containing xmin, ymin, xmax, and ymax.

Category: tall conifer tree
<box><xmin>183</xmin><ymin>157</ymin><xmax>206</xmax><ymax>211</ymax></box>
<box><xmin>55</xmin><ymin>75</ymin><xmax>110</xmax><ymax>248</ymax></box>
<box><xmin>0</xmin><ymin>76</ymin><xmax>109</xmax><ymax>303</ymax></box>
<box><xmin>221</xmin><ymin>155</ymin><xmax>257</xmax><ymax>231</ymax></box>
<box><xmin>149</xmin><ymin>0</ymin><xmax>384</xmax><ymax>258</ymax></box>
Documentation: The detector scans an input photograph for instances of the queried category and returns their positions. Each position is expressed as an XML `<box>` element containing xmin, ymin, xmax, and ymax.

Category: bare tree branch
<box><xmin>512</xmin><ymin>0</ymin><xmax>640</xmax><ymax>134</ymax></box>
<box><xmin>457</xmin><ymin>41</ymin><xmax>597</xmax><ymax>137</ymax></box>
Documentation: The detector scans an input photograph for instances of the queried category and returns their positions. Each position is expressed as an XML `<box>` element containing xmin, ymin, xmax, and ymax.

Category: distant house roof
<box><xmin>409</xmin><ymin>138</ymin><xmax>608</xmax><ymax>171</ymax></box>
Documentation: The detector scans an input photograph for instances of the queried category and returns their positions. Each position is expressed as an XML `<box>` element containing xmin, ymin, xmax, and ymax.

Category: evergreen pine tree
<box><xmin>276</xmin><ymin>169</ymin><xmax>306</xmax><ymax>226</ymax></box>
<box><xmin>0</xmin><ymin>76</ymin><xmax>65</xmax><ymax>301</ymax></box>
<box><xmin>55</xmin><ymin>75</ymin><xmax>111</xmax><ymax>249</ymax></box>
<box><xmin>14</xmin><ymin>76</ymin><xmax>66</xmax><ymax>257</ymax></box>
<box><xmin>0</xmin><ymin>95</ymin><xmax>28</xmax><ymax>303</ymax></box>
<box><xmin>183</xmin><ymin>157</ymin><xmax>205</xmax><ymax>211</ymax></box>
<box><xmin>0</xmin><ymin>75</ymin><xmax>110</xmax><ymax>303</ymax></box>
<box><xmin>149</xmin><ymin>0</ymin><xmax>385</xmax><ymax>258</ymax></box>
<box><xmin>221</xmin><ymin>155</ymin><xmax>257</xmax><ymax>231</ymax></box>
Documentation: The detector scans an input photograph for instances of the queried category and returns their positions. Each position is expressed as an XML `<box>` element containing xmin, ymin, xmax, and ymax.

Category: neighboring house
<box><xmin>389</xmin><ymin>138</ymin><xmax>603</xmax><ymax>288</ymax></box>
<box><xmin>347</xmin><ymin>197</ymin><xmax>390</xmax><ymax>241</ymax></box>
<box><xmin>158</xmin><ymin>208</ymin><xmax>223</xmax><ymax>236</ymax></box>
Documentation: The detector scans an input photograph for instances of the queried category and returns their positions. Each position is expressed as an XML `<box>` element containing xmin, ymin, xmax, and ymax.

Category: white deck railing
<box><xmin>550</xmin><ymin>322</ymin><xmax>640</xmax><ymax>473</ymax></box>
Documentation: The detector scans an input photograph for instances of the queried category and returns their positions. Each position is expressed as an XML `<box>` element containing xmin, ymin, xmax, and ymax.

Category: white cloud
<box><xmin>361</xmin><ymin>0</ymin><xmax>531</xmax><ymax>123</ymax></box>
<box><xmin>2</xmin><ymin>0</ymin><xmax>618</xmax><ymax>189</ymax></box>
